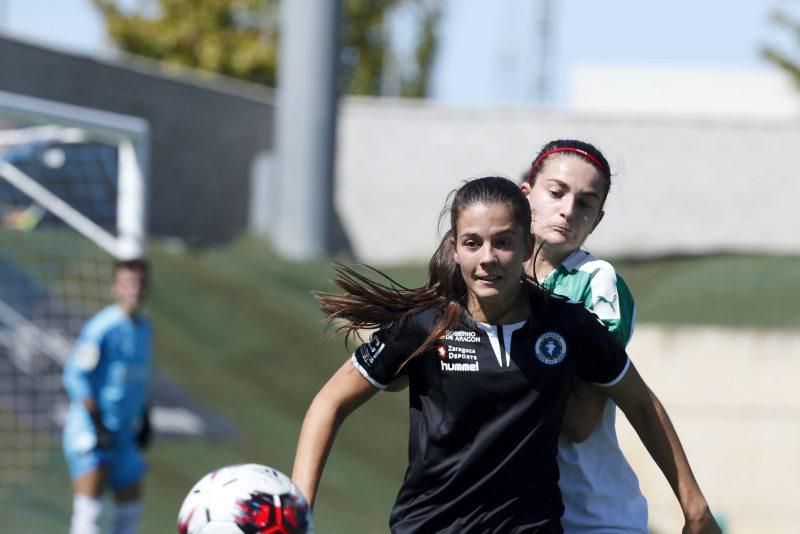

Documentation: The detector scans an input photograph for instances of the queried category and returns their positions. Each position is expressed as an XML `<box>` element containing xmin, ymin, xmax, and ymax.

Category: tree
<box><xmin>762</xmin><ymin>8</ymin><xmax>800</xmax><ymax>90</ymax></box>
<box><xmin>93</xmin><ymin>0</ymin><xmax>440</xmax><ymax>97</ymax></box>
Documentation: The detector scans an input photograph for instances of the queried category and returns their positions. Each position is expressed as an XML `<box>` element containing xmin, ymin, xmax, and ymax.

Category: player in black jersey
<box><xmin>292</xmin><ymin>177</ymin><xmax>719</xmax><ymax>533</ymax></box>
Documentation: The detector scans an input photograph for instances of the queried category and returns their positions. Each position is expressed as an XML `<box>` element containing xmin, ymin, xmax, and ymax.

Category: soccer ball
<box><xmin>177</xmin><ymin>463</ymin><xmax>313</xmax><ymax>534</ymax></box>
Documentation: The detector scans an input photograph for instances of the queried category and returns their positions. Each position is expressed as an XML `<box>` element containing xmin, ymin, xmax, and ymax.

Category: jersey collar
<box><xmin>557</xmin><ymin>249</ymin><xmax>590</xmax><ymax>274</ymax></box>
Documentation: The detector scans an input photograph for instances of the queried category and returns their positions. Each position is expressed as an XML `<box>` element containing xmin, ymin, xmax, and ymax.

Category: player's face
<box><xmin>112</xmin><ymin>267</ymin><xmax>148</xmax><ymax>315</ymax></box>
<box><xmin>521</xmin><ymin>157</ymin><xmax>606</xmax><ymax>258</ymax></box>
<box><xmin>453</xmin><ymin>203</ymin><xmax>528</xmax><ymax>319</ymax></box>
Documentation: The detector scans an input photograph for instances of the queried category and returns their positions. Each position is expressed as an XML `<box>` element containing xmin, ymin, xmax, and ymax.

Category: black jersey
<box><xmin>352</xmin><ymin>292</ymin><xmax>630</xmax><ymax>534</ymax></box>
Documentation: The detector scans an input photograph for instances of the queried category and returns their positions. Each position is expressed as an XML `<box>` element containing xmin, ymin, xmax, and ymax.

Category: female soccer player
<box><xmin>292</xmin><ymin>176</ymin><xmax>718</xmax><ymax>533</ymax></box>
<box><xmin>521</xmin><ymin>140</ymin><xmax>648</xmax><ymax>531</ymax></box>
<box><xmin>62</xmin><ymin>259</ymin><xmax>153</xmax><ymax>534</ymax></box>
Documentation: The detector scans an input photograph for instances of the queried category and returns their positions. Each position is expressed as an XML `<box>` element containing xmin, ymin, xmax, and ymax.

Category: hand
<box><xmin>682</xmin><ymin>509</ymin><xmax>722</xmax><ymax>534</ymax></box>
<box><xmin>136</xmin><ymin>408</ymin><xmax>153</xmax><ymax>449</ymax></box>
<box><xmin>94</xmin><ymin>421</ymin><xmax>113</xmax><ymax>449</ymax></box>
<box><xmin>86</xmin><ymin>403</ymin><xmax>112</xmax><ymax>449</ymax></box>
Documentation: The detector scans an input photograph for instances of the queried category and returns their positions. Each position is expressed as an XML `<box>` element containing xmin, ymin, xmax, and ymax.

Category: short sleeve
<box><xmin>352</xmin><ymin>313</ymin><xmax>429</xmax><ymax>389</ymax></box>
<box><xmin>62</xmin><ymin>329</ymin><xmax>103</xmax><ymax>401</ymax></box>
<box><xmin>573</xmin><ymin>310</ymin><xmax>630</xmax><ymax>387</ymax></box>
<box><xmin>587</xmin><ymin>264</ymin><xmax>636</xmax><ymax>346</ymax></box>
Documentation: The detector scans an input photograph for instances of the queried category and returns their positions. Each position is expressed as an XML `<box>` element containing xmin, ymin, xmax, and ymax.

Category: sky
<box><xmin>0</xmin><ymin>0</ymin><xmax>796</xmax><ymax>106</ymax></box>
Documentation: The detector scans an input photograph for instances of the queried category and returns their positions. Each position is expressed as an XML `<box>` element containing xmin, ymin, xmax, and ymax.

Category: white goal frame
<box><xmin>0</xmin><ymin>89</ymin><xmax>149</xmax><ymax>259</ymax></box>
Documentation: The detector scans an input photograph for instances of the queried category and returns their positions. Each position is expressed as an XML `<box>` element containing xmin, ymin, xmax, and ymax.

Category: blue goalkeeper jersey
<box><xmin>63</xmin><ymin>305</ymin><xmax>152</xmax><ymax>440</ymax></box>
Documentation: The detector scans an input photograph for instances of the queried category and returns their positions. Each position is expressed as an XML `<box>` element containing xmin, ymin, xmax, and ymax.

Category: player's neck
<box><xmin>527</xmin><ymin>245</ymin><xmax>574</xmax><ymax>282</ymax></box>
<box><xmin>116</xmin><ymin>302</ymin><xmax>142</xmax><ymax>319</ymax></box>
<box><xmin>467</xmin><ymin>287</ymin><xmax>530</xmax><ymax>325</ymax></box>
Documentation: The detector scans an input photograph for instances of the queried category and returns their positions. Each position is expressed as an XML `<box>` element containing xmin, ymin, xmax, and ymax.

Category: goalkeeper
<box><xmin>62</xmin><ymin>258</ymin><xmax>153</xmax><ymax>534</ymax></box>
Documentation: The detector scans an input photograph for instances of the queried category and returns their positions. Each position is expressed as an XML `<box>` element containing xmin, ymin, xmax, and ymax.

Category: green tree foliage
<box><xmin>762</xmin><ymin>8</ymin><xmax>800</xmax><ymax>89</ymax></box>
<box><xmin>93</xmin><ymin>0</ymin><xmax>440</xmax><ymax>97</ymax></box>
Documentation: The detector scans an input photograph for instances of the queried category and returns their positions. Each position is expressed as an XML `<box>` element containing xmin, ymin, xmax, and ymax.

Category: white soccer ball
<box><xmin>177</xmin><ymin>463</ymin><xmax>313</xmax><ymax>534</ymax></box>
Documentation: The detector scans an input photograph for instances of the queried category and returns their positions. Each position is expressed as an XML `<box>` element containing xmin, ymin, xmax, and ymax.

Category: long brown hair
<box><xmin>316</xmin><ymin>176</ymin><xmax>540</xmax><ymax>361</ymax></box>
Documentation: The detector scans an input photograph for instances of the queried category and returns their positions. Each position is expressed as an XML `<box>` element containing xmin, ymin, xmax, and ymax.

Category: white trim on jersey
<box><xmin>558</xmin><ymin>249</ymin><xmax>590</xmax><ymax>273</ymax></box>
<box><xmin>475</xmin><ymin>320</ymin><xmax>526</xmax><ymax>368</ymax></box>
<box><xmin>351</xmin><ymin>353</ymin><xmax>387</xmax><ymax>389</ymax></box>
<box><xmin>592</xmin><ymin>356</ymin><xmax>631</xmax><ymax>388</ymax></box>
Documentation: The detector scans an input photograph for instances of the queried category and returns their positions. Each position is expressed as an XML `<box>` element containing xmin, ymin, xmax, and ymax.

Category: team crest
<box><xmin>534</xmin><ymin>332</ymin><xmax>567</xmax><ymax>365</ymax></box>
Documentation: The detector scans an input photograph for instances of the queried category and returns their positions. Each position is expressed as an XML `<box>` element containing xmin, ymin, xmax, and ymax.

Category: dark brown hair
<box><xmin>114</xmin><ymin>258</ymin><xmax>149</xmax><ymax>277</ymax></box>
<box><xmin>316</xmin><ymin>176</ymin><xmax>539</xmax><ymax>362</ymax></box>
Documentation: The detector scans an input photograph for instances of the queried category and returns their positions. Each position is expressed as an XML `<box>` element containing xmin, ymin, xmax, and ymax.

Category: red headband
<box><xmin>528</xmin><ymin>147</ymin><xmax>606</xmax><ymax>182</ymax></box>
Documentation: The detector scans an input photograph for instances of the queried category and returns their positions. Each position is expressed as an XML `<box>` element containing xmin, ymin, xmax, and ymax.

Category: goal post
<box><xmin>0</xmin><ymin>89</ymin><xmax>149</xmax><ymax>259</ymax></box>
<box><xmin>0</xmin><ymin>90</ymin><xmax>149</xmax><ymax>531</ymax></box>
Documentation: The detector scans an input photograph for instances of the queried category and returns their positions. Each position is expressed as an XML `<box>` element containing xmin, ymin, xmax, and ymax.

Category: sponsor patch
<box><xmin>440</xmin><ymin>360</ymin><xmax>480</xmax><ymax>372</ymax></box>
<box><xmin>534</xmin><ymin>332</ymin><xmax>567</xmax><ymax>365</ymax></box>
<box><xmin>438</xmin><ymin>342</ymin><xmax>480</xmax><ymax>372</ymax></box>
<box><xmin>357</xmin><ymin>333</ymin><xmax>385</xmax><ymax>366</ymax></box>
<box><xmin>443</xmin><ymin>330</ymin><xmax>481</xmax><ymax>343</ymax></box>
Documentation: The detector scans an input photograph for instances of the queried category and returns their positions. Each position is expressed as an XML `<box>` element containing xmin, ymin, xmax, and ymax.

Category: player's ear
<box><xmin>520</xmin><ymin>181</ymin><xmax>532</xmax><ymax>197</ymax></box>
<box><xmin>590</xmin><ymin>210</ymin><xmax>605</xmax><ymax>233</ymax></box>
<box><xmin>451</xmin><ymin>233</ymin><xmax>459</xmax><ymax>264</ymax></box>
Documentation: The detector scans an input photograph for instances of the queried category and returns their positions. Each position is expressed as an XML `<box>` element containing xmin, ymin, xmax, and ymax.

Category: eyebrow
<box><xmin>459</xmin><ymin>227</ymin><xmax>519</xmax><ymax>239</ymax></box>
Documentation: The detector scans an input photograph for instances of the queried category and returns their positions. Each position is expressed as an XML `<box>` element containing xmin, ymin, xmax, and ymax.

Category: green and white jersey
<box><xmin>540</xmin><ymin>250</ymin><xmax>635</xmax><ymax>346</ymax></box>
<box><xmin>544</xmin><ymin>249</ymin><xmax>648</xmax><ymax>532</ymax></box>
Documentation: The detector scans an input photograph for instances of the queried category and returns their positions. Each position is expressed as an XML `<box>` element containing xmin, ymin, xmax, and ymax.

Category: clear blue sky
<box><xmin>432</xmin><ymin>0</ymin><xmax>797</xmax><ymax>105</ymax></box>
<box><xmin>1</xmin><ymin>0</ymin><xmax>795</xmax><ymax>105</ymax></box>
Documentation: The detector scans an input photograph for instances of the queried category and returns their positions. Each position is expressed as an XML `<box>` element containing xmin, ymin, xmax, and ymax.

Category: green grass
<box><xmin>140</xmin><ymin>238</ymin><xmax>413</xmax><ymax>532</ymax></box>
<box><xmin>10</xmin><ymin>239</ymin><xmax>800</xmax><ymax>532</ymax></box>
<box><xmin>614</xmin><ymin>254</ymin><xmax>800</xmax><ymax>329</ymax></box>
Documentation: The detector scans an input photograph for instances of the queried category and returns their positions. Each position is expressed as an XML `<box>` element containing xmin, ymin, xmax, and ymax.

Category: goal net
<box><xmin>0</xmin><ymin>90</ymin><xmax>148</xmax><ymax>531</ymax></box>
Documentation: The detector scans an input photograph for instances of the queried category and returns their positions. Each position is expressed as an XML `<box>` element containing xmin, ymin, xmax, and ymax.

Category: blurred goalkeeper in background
<box><xmin>62</xmin><ymin>258</ymin><xmax>153</xmax><ymax>534</ymax></box>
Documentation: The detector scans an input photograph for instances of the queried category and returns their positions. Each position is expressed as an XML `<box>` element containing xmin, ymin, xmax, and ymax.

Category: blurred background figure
<box><xmin>62</xmin><ymin>259</ymin><xmax>152</xmax><ymax>534</ymax></box>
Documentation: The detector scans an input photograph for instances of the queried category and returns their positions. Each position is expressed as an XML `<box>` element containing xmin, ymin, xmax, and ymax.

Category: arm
<box><xmin>292</xmin><ymin>359</ymin><xmax>380</xmax><ymax>508</ymax></box>
<box><xmin>561</xmin><ymin>265</ymin><xmax>635</xmax><ymax>442</ymax></box>
<box><xmin>63</xmin><ymin>338</ymin><xmax>112</xmax><ymax>448</ymax></box>
<box><xmin>604</xmin><ymin>364</ymin><xmax>720</xmax><ymax>534</ymax></box>
<box><xmin>560</xmin><ymin>377</ymin><xmax>608</xmax><ymax>442</ymax></box>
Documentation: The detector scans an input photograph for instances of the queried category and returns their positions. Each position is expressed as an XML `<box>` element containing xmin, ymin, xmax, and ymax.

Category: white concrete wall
<box><xmin>620</xmin><ymin>325</ymin><xmax>800</xmax><ymax>533</ymax></box>
<box><xmin>336</xmin><ymin>97</ymin><xmax>800</xmax><ymax>265</ymax></box>
<box><xmin>572</xmin><ymin>65</ymin><xmax>800</xmax><ymax>121</ymax></box>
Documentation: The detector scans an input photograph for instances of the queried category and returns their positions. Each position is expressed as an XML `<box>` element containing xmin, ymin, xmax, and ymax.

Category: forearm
<box><xmin>292</xmin><ymin>394</ymin><xmax>346</xmax><ymax>508</ymax></box>
<box><xmin>292</xmin><ymin>360</ymin><xmax>378</xmax><ymax>508</ymax></box>
<box><xmin>622</xmin><ymin>388</ymin><xmax>710</xmax><ymax>521</ymax></box>
<box><xmin>82</xmin><ymin>398</ymin><xmax>103</xmax><ymax>426</ymax></box>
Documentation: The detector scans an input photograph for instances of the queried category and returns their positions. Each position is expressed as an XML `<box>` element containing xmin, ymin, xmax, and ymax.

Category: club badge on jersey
<box><xmin>534</xmin><ymin>332</ymin><xmax>567</xmax><ymax>365</ymax></box>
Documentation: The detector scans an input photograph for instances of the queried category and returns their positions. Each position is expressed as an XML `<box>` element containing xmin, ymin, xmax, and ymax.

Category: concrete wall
<box><xmin>620</xmin><ymin>325</ymin><xmax>800</xmax><ymax>533</ymax></box>
<box><xmin>0</xmin><ymin>36</ymin><xmax>274</xmax><ymax>243</ymax></box>
<box><xmin>337</xmin><ymin>97</ymin><xmax>800</xmax><ymax>265</ymax></box>
<box><xmin>2</xmin><ymin>36</ymin><xmax>797</xmax><ymax>262</ymax></box>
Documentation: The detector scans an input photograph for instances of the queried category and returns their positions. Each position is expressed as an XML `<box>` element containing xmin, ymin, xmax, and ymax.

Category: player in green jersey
<box><xmin>521</xmin><ymin>139</ymin><xmax>647</xmax><ymax>531</ymax></box>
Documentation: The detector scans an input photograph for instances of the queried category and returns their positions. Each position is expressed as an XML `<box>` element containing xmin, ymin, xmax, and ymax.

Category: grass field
<box><xmin>11</xmin><ymin>238</ymin><xmax>800</xmax><ymax>532</ymax></box>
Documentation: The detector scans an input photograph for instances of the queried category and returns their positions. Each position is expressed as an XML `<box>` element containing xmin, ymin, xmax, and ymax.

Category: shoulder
<box><xmin>372</xmin><ymin>306</ymin><xmax>441</xmax><ymax>343</ymax></box>
<box><xmin>538</xmin><ymin>291</ymin><xmax>602</xmax><ymax>331</ymax></box>
<box><xmin>567</xmin><ymin>251</ymin><xmax>622</xmax><ymax>293</ymax></box>
<box><xmin>541</xmin><ymin>293</ymin><xmax>621</xmax><ymax>351</ymax></box>
<box><xmin>568</xmin><ymin>251</ymin><xmax>634</xmax><ymax>320</ymax></box>
<box><xmin>81</xmin><ymin>305</ymin><xmax>126</xmax><ymax>341</ymax></box>
<box><xmin>135</xmin><ymin>313</ymin><xmax>153</xmax><ymax>332</ymax></box>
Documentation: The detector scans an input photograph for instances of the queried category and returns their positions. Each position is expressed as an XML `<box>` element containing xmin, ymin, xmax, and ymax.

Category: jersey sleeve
<box><xmin>62</xmin><ymin>324</ymin><xmax>104</xmax><ymax>402</ymax></box>
<box><xmin>587</xmin><ymin>263</ymin><xmax>636</xmax><ymax>346</ymax></box>
<box><xmin>351</xmin><ymin>312</ymin><xmax>429</xmax><ymax>389</ymax></box>
<box><xmin>573</xmin><ymin>309</ymin><xmax>630</xmax><ymax>387</ymax></box>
